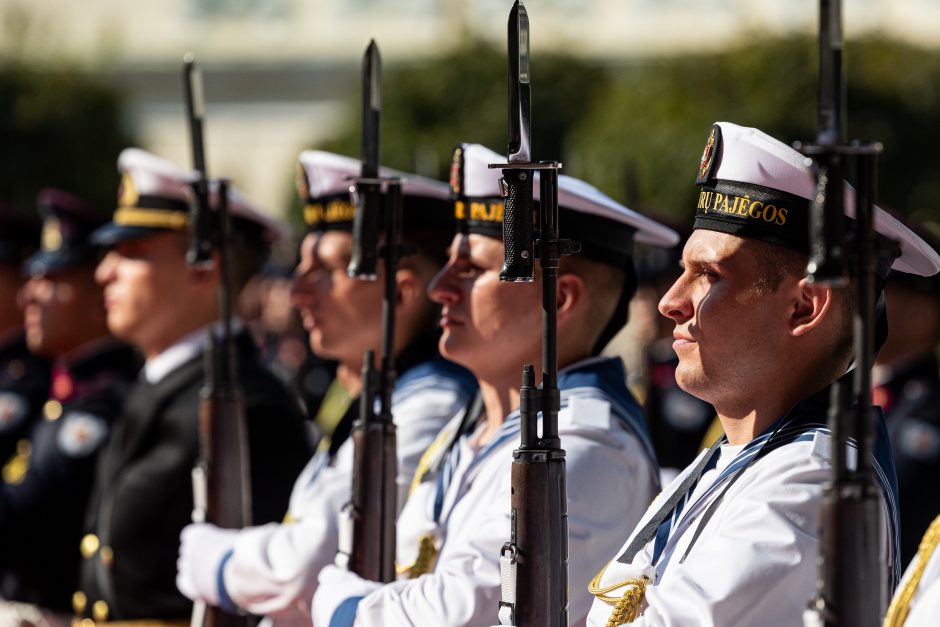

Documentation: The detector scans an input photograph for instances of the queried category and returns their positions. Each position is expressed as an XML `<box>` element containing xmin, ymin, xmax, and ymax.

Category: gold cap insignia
<box><xmin>697</xmin><ymin>126</ymin><xmax>719</xmax><ymax>183</ymax></box>
<box><xmin>118</xmin><ymin>172</ymin><xmax>139</xmax><ymax>208</ymax></box>
<box><xmin>449</xmin><ymin>147</ymin><xmax>463</xmax><ymax>196</ymax></box>
<box><xmin>295</xmin><ymin>162</ymin><xmax>310</xmax><ymax>202</ymax></box>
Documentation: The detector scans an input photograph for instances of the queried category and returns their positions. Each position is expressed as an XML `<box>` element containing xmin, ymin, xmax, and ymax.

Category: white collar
<box><xmin>143</xmin><ymin>326</ymin><xmax>209</xmax><ymax>384</ymax></box>
<box><xmin>142</xmin><ymin>319</ymin><xmax>246</xmax><ymax>384</ymax></box>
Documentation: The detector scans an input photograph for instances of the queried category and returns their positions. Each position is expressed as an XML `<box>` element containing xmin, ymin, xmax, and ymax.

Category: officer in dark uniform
<box><xmin>874</xmin><ymin>223</ymin><xmax>940</xmax><ymax>564</ymax></box>
<box><xmin>75</xmin><ymin>148</ymin><xmax>313</xmax><ymax>623</ymax></box>
<box><xmin>0</xmin><ymin>188</ymin><xmax>141</xmax><ymax>614</ymax></box>
<box><xmin>0</xmin><ymin>203</ymin><xmax>51</xmax><ymax>466</ymax></box>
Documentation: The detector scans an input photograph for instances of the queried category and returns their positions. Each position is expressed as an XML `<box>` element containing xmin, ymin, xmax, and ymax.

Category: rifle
<box><xmin>800</xmin><ymin>2</ymin><xmax>891</xmax><ymax>625</ymax></box>
<box><xmin>183</xmin><ymin>54</ymin><xmax>252</xmax><ymax>627</ymax></box>
<box><xmin>491</xmin><ymin>3</ymin><xmax>579</xmax><ymax>625</ymax></box>
<box><xmin>335</xmin><ymin>40</ymin><xmax>402</xmax><ymax>583</ymax></box>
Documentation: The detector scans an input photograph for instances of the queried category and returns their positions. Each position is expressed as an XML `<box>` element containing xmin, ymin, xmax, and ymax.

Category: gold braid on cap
<box><xmin>588</xmin><ymin>562</ymin><xmax>650</xmax><ymax>626</ymax></box>
<box><xmin>884</xmin><ymin>514</ymin><xmax>940</xmax><ymax>627</ymax></box>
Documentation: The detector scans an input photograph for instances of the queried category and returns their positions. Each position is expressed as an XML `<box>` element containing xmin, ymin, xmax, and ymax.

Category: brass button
<box><xmin>80</xmin><ymin>534</ymin><xmax>100</xmax><ymax>558</ymax></box>
<box><xmin>100</xmin><ymin>545</ymin><xmax>114</xmax><ymax>568</ymax></box>
<box><xmin>92</xmin><ymin>599</ymin><xmax>109</xmax><ymax>621</ymax></box>
<box><xmin>72</xmin><ymin>590</ymin><xmax>87</xmax><ymax>614</ymax></box>
<box><xmin>77</xmin><ymin>619</ymin><xmax>95</xmax><ymax>627</ymax></box>
<box><xmin>44</xmin><ymin>400</ymin><xmax>62</xmax><ymax>421</ymax></box>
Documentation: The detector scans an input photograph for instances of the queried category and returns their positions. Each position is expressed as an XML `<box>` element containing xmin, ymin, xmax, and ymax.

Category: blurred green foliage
<box><xmin>316</xmin><ymin>37</ymin><xmax>940</xmax><ymax>229</ymax></box>
<box><xmin>0</xmin><ymin>62</ymin><xmax>134</xmax><ymax>218</ymax></box>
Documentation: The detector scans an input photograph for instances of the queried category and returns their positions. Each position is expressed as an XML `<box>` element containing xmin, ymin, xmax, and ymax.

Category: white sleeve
<box><xmin>222</xmin><ymin>384</ymin><xmax>463</xmax><ymax>620</ymax></box>
<box><xmin>223</xmin><ymin>453</ymin><xmax>350</xmax><ymax>620</ymax></box>
<box><xmin>626</xmin><ymin>455</ymin><xmax>831</xmax><ymax>627</ymax></box>
<box><xmin>347</xmin><ymin>425</ymin><xmax>657</xmax><ymax>627</ymax></box>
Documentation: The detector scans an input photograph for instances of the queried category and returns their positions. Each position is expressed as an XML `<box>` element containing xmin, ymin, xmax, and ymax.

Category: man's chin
<box><xmin>673</xmin><ymin>366</ymin><xmax>711</xmax><ymax>403</ymax></box>
<box><xmin>439</xmin><ymin>336</ymin><xmax>474</xmax><ymax>370</ymax></box>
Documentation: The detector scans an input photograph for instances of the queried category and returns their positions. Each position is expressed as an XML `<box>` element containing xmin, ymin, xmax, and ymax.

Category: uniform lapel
<box><xmin>102</xmin><ymin>354</ymin><xmax>204</xmax><ymax>481</ymax></box>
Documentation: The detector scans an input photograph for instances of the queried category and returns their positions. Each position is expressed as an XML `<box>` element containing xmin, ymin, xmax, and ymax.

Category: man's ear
<box><xmin>556</xmin><ymin>272</ymin><xmax>584</xmax><ymax>325</ymax></box>
<box><xmin>790</xmin><ymin>277</ymin><xmax>834</xmax><ymax>337</ymax></box>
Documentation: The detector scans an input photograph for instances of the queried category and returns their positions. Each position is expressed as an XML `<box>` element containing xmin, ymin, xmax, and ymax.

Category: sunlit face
<box><xmin>22</xmin><ymin>267</ymin><xmax>105</xmax><ymax>358</ymax></box>
<box><xmin>657</xmin><ymin>230</ymin><xmax>793</xmax><ymax>407</ymax></box>
<box><xmin>95</xmin><ymin>232</ymin><xmax>197</xmax><ymax>354</ymax></box>
<box><xmin>427</xmin><ymin>233</ymin><xmax>540</xmax><ymax>378</ymax></box>
<box><xmin>290</xmin><ymin>231</ymin><xmax>384</xmax><ymax>364</ymax></box>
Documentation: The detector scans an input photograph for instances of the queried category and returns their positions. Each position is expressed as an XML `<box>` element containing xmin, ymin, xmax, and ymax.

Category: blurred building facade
<box><xmin>2</xmin><ymin>0</ymin><xmax>940</xmax><ymax>216</ymax></box>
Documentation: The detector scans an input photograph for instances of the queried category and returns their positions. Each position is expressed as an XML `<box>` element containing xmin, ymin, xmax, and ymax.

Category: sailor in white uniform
<box><xmin>885</xmin><ymin>514</ymin><xmax>940</xmax><ymax>626</ymax></box>
<box><xmin>175</xmin><ymin>152</ymin><xmax>477</xmax><ymax>627</ymax></box>
<box><xmin>311</xmin><ymin>143</ymin><xmax>680</xmax><ymax>627</ymax></box>
<box><xmin>586</xmin><ymin>122</ymin><xmax>940</xmax><ymax>627</ymax></box>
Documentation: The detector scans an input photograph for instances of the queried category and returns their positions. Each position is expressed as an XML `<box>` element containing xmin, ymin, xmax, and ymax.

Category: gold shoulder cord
<box><xmin>407</xmin><ymin>425</ymin><xmax>455</xmax><ymax>499</ymax></box>
<box><xmin>313</xmin><ymin>379</ymin><xmax>354</xmax><ymax>453</ymax></box>
<box><xmin>394</xmin><ymin>427</ymin><xmax>455</xmax><ymax>578</ymax></box>
<box><xmin>884</xmin><ymin>514</ymin><xmax>940</xmax><ymax>627</ymax></box>
<box><xmin>588</xmin><ymin>561</ymin><xmax>650</xmax><ymax>626</ymax></box>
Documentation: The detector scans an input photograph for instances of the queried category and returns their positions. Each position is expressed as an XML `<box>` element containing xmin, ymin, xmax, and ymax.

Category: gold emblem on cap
<box><xmin>295</xmin><ymin>162</ymin><xmax>311</xmax><ymax>202</ymax></box>
<box><xmin>449</xmin><ymin>147</ymin><xmax>463</xmax><ymax>195</ymax></box>
<box><xmin>698</xmin><ymin>127</ymin><xmax>717</xmax><ymax>181</ymax></box>
<box><xmin>42</xmin><ymin>218</ymin><xmax>63</xmax><ymax>252</ymax></box>
<box><xmin>118</xmin><ymin>172</ymin><xmax>139</xmax><ymax>208</ymax></box>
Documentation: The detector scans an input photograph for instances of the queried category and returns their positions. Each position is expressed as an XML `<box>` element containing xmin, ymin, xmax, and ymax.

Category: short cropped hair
<box><xmin>750</xmin><ymin>239</ymin><xmax>854</xmax><ymax>373</ymax></box>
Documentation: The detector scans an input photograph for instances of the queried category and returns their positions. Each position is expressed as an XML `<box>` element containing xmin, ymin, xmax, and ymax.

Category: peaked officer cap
<box><xmin>25</xmin><ymin>189</ymin><xmax>108</xmax><ymax>276</ymax></box>
<box><xmin>91</xmin><ymin>148</ymin><xmax>289</xmax><ymax>247</ymax></box>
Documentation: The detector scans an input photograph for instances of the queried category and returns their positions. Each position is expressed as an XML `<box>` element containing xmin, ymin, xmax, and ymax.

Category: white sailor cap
<box><xmin>449</xmin><ymin>143</ymin><xmax>680</xmax><ymax>267</ymax></box>
<box><xmin>296</xmin><ymin>150</ymin><xmax>453</xmax><ymax>233</ymax></box>
<box><xmin>91</xmin><ymin>148</ymin><xmax>288</xmax><ymax>247</ymax></box>
<box><xmin>694</xmin><ymin>121</ymin><xmax>940</xmax><ymax>277</ymax></box>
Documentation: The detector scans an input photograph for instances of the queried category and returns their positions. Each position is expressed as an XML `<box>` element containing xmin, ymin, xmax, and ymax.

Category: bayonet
<box><xmin>182</xmin><ymin>54</ymin><xmax>213</xmax><ymax>268</ymax></box>
<box><xmin>507</xmin><ymin>1</ymin><xmax>531</xmax><ymax>164</ymax></box>
<box><xmin>362</xmin><ymin>40</ymin><xmax>381</xmax><ymax>178</ymax></box>
<box><xmin>348</xmin><ymin>40</ymin><xmax>382</xmax><ymax>280</ymax></box>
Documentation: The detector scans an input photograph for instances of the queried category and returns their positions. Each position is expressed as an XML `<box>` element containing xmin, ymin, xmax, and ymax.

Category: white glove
<box><xmin>311</xmin><ymin>565</ymin><xmax>383</xmax><ymax>627</ymax></box>
<box><xmin>176</xmin><ymin>523</ymin><xmax>240</xmax><ymax>606</ymax></box>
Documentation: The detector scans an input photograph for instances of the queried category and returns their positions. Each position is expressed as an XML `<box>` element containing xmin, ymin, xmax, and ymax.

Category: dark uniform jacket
<box><xmin>0</xmin><ymin>332</ymin><xmax>51</xmax><ymax>464</ymax></box>
<box><xmin>877</xmin><ymin>352</ymin><xmax>940</xmax><ymax>564</ymax></box>
<box><xmin>0</xmin><ymin>338</ymin><xmax>140</xmax><ymax>611</ymax></box>
<box><xmin>77</xmin><ymin>331</ymin><xmax>313</xmax><ymax>621</ymax></box>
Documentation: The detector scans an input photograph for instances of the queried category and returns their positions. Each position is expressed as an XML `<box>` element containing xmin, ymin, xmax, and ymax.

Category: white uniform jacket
<box><xmin>313</xmin><ymin>356</ymin><xmax>661</xmax><ymax>627</ymax></box>
<box><xmin>220</xmin><ymin>354</ymin><xmax>476</xmax><ymax>627</ymax></box>
<box><xmin>888</xmin><ymin>514</ymin><xmax>940</xmax><ymax>627</ymax></box>
<box><xmin>586</xmin><ymin>382</ymin><xmax>900</xmax><ymax>627</ymax></box>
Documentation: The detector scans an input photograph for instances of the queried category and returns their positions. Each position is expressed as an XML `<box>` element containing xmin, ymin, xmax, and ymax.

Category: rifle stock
<box><xmin>346</xmin><ymin>351</ymin><xmax>397</xmax><ymax>581</ymax></box>
<box><xmin>336</xmin><ymin>87</ymin><xmax>404</xmax><ymax>580</ymax></box>
<box><xmin>183</xmin><ymin>57</ymin><xmax>252</xmax><ymax>627</ymax></box>
<box><xmin>802</xmin><ymin>2</ymin><xmax>887</xmax><ymax>626</ymax></box>
<box><xmin>493</xmin><ymin>6</ymin><xmax>577</xmax><ymax>625</ymax></box>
